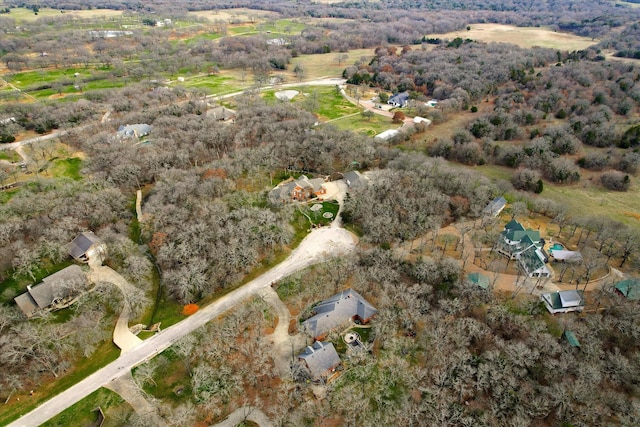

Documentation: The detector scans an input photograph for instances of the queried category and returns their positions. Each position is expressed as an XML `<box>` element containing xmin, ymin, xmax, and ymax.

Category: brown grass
<box><xmin>186</xmin><ymin>8</ymin><xmax>279</xmax><ymax>22</ymax></box>
<box><xmin>287</xmin><ymin>48</ymin><xmax>378</xmax><ymax>81</ymax></box>
<box><xmin>430</xmin><ymin>24</ymin><xmax>597</xmax><ymax>50</ymax></box>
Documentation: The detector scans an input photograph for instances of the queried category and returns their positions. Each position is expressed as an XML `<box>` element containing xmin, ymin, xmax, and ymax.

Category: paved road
<box><xmin>7</xmin><ymin>226</ymin><xmax>356</xmax><ymax>427</ymax></box>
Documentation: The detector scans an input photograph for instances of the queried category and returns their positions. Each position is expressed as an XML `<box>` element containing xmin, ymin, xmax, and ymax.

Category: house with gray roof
<box><xmin>302</xmin><ymin>289</ymin><xmax>377</xmax><ymax>340</ymax></box>
<box><xmin>14</xmin><ymin>265</ymin><xmax>87</xmax><ymax>318</ymax></box>
<box><xmin>343</xmin><ymin>171</ymin><xmax>365</xmax><ymax>189</ymax></box>
<box><xmin>67</xmin><ymin>232</ymin><xmax>106</xmax><ymax>264</ymax></box>
<box><xmin>206</xmin><ymin>106</ymin><xmax>236</xmax><ymax>121</ymax></box>
<box><xmin>388</xmin><ymin>92</ymin><xmax>409</xmax><ymax>108</ymax></box>
<box><xmin>298</xmin><ymin>341</ymin><xmax>341</xmax><ymax>379</ymax></box>
<box><xmin>115</xmin><ymin>123</ymin><xmax>152</xmax><ymax>140</ymax></box>
<box><xmin>540</xmin><ymin>290</ymin><xmax>585</xmax><ymax>314</ymax></box>
<box><xmin>483</xmin><ymin>196</ymin><xmax>507</xmax><ymax>217</ymax></box>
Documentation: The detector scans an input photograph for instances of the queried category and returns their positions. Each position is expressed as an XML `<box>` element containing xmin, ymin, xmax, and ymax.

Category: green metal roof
<box><xmin>518</xmin><ymin>245</ymin><xmax>545</xmax><ymax>274</ymax></box>
<box><xmin>563</xmin><ymin>331</ymin><xmax>581</xmax><ymax>348</ymax></box>
<box><xmin>504</xmin><ymin>219</ymin><xmax>525</xmax><ymax>231</ymax></box>
<box><xmin>467</xmin><ymin>272</ymin><xmax>490</xmax><ymax>289</ymax></box>
<box><xmin>614</xmin><ymin>279</ymin><xmax>640</xmax><ymax>301</ymax></box>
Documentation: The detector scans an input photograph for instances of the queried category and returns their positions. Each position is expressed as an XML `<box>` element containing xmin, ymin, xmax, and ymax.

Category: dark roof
<box><xmin>614</xmin><ymin>278</ymin><xmax>640</xmax><ymax>300</ymax></box>
<box><xmin>67</xmin><ymin>232</ymin><xmax>102</xmax><ymax>259</ymax></box>
<box><xmin>298</xmin><ymin>341</ymin><xmax>341</xmax><ymax>379</ymax></box>
<box><xmin>388</xmin><ymin>92</ymin><xmax>409</xmax><ymax>105</ymax></box>
<box><xmin>302</xmin><ymin>289</ymin><xmax>377</xmax><ymax>338</ymax></box>
<box><xmin>343</xmin><ymin>171</ymin><xmax>363</xmax><ymax>188</ymax></box>
<box><xmin>516</xmin><ymin>245</ymin><xmax>546</xmax><ymax>275</ymax></box>
<box><xmin>483</xmin><ymin>196</ymin><xmax>507</xmax><ymax>217</ymax></box>
<box><xmin>504</xmin><ymin>219</ymin><xmax>525</xmax><ymax>232</ymax></box>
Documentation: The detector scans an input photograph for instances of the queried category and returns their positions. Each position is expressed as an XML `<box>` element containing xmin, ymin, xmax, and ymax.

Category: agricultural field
<box><xmin>3</xmin><ymin>7</ymin><xmax>123</xmax><ymax>22</ymax></box>
<box><xmin>288</xmin><ymin>48</ymin><xmax>377</xmax><ymax>81</ymax></box>
<box><xmin>429</xmin><ymin>24</ymin><xmax>597</xmax><ymax>50</ymax></box>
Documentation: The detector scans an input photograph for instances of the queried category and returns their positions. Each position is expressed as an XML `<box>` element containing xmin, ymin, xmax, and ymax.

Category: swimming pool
<box><xmin>550</xmin><ymin>243</ymin><xmax>565</xmax><ymax>251</ymax></box>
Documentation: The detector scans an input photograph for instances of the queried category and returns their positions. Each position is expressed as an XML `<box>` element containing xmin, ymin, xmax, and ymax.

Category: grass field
<box><xmin>288</xmin><ymin>47</ymin><xmax>377</xmax><ymax>81</ymax></box>
<box><xmin>429</xmin><ymin>24</ymin><xmax>597</xmax><ymax>50</ymax></box>
<box><xmin>187</xmin><ymin>8</ymin><xmax>278</xmax><ymax>23</ymax></box>
<box><xmin>474</xmin><ymin>163</ymin><xmax>640</xmax><ymax>227</ymax></box>
<box><xmin>41</xmin><ymin>387</ymin><xmax>132</xmax><ymax>427</ymax></box>
<box><xmin>5</xmin><ymin>7</ymin><xmax>123</xmax><ymax>22</ymax></box>
<box><xmin>328</xmin><ymin>111</ymin><xmax>399</xmax><ymax>136</ymax></box>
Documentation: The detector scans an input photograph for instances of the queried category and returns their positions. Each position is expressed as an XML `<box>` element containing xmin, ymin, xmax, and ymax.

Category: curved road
<box><xmin>7</xmin><ymin>226</ymin><xmax>356</xmax><ymax>427</ymax></box>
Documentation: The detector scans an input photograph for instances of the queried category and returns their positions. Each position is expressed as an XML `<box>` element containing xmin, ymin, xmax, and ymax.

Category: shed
<box><xmin>67</xmin><ymin>232</ymin><xmax>106</xmax><ymax>263</ymax></box>
<box><xmin>483</xmin><ymin>196</ymin><xmax>507</xmax><ymax>217</ymax></box>
<box><xmin>614</xmin><ymin>278</ymin><xmax>640</xmax><ymax>300</ymax></box>
<box><xmin>467</xmin><ymin>272</ymin><xmax>490</xmax><ymax>290</ymax></box>
<box><xmin>375</xmin><ymin>129</ymin><xmax>400</xmax><ymax>140</ymax></box>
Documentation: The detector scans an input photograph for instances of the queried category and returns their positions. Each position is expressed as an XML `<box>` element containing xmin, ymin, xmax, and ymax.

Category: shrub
<box><xmin>600</xmin><ymin>171</ymin><xmax>631</xmax><ymax>191</ymax></box>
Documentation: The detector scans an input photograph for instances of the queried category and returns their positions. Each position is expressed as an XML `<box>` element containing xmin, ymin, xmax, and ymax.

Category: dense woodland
<box><xmin>1</xmin><ymin>0</ymin><xmax>640</xmax><ymax>426</ymax></box>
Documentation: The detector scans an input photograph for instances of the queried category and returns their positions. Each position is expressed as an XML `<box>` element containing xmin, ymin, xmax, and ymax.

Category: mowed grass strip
<box><xmin>429</xmin><ymin>24</ymin><xmax>596</xmax><ymax>50</ymax></box>
<box><xmin>41</xmin><ymin>387</ymin><xmax>133</xmax><ymax>427</ymax></box>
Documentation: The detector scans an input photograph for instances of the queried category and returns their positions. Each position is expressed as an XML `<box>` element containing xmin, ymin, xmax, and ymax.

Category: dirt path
<box><xmin>103</xmin><ymin>372</ymin><xmax>167</xmax><ymax>426</ymax></box>
<box><xmin>258</xmin><ymin>287</ymin><xmax>307</xmax><ymax>378</ymax></box>
<box><xmin>87</xmin><ymin>262</ymin><xmax>143</xmax><ymax>353</ymax></box>
<box><xmin>212</xmin><ymin>406</ymin><xmax>273</xmax><ymax>427</ymax></box>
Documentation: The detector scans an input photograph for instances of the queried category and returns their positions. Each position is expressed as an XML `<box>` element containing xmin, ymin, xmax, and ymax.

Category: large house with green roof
<box><xmin>497</xmin><ymin>219</ymin><xmax>551</xmax><ymax>277</ymax></box>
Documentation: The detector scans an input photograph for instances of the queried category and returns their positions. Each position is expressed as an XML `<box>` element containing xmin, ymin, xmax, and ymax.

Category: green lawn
<box><xmin>51</xmin><ymin>158</ymin><xmax>83</xmax><ymax>180</ymax></box>
<box><xmin>0</xmin><ymin>188</ymin><xmax>19</xmax><ymax>204</ymax></box>
<box><xmin>41</xmin><ymin>387</ymin><xmax>133</xmax><ymax>427</ymax></box>
<box><xmin>6</xmin><ymin>68</ymin><xmax>90</xmax><ymax>87</ymax></box>
<box><xmin>0</xmin><ymin>150</ymin><xmax>21</xmax><ymax>162</ymax></box>
<box><xmin>300</xmin><ymin>201</ymin><xmax>340</xmax><ymax>226</ymax></box>
<box><xmin>328</xmin><ymin>111</ymin><xmax>399</xmax><ymax>136</ymax></box>
<box><xmin>174</xmin><ymin>74</ymin><xmax>244</xmax><ymax>95</ymax></box>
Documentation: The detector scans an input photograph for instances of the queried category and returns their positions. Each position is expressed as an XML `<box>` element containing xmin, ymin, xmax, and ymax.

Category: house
<box><xmin>343</xmin><ymin>171</ymin><xmax>364</xmax><ymax>188</ymax></box>
<box><xmin>497</xmin><ymin>219</ymin><xmax>545</xmax><ymax>260</ymax></box>
<box><xmin>115</xmin><ymin>124</ymin><xmax>152</xmax><ymax>140</ymax></box>
<box><xmin>388</xmin><ymin>92</ymin><xmax>409</xmax><ymax>108</ymax></box>
<box><xmin>268</xmin><ymin>175</ymin><xmax>326</xmax><ymax>205</ymax></box>
<box><xmin>206</xmin><ymin>106</ymin><xmax>236</xmax><ymax>122</ymax></box>
<box><xmin>483</xmin><ymin>196</ymin><xmax>507</xmax><ymax>217</ymax></box>
<box><xmin>302</xmin><ymin>289</ymin><xmax>377</xmax><ymax>340</ymax></box>
<box><xmin>466</xmin><ymin>272</ymin><xmax>490</xmax><ymax>290</ymax></box>
<box><xmin>14</xmin><ymin>265</ymin><xmax>87</xmax><ymax>318</ymax></box>
<box><xmin>516</xmin><ymin>244</ymin><xmax>551</xmax><ymax>278</ymax></box>
<box><xmin>540</xmin><ymin>290</ymin><xmax>585</xmax><ymax>314</ymax></box>
<box><xmin>298</xmin><ymin>341</ymin><xmax>341</xmax><ymax>379</ymax></box>
<box><xmin>614</xmin><ymin>278</ymin><xmax>640</xmax><ymax>300</ymax></box>
<box><xmin>374</xmin><ymin>129</ymin><xmax>400</xmax><ymax>141</ymax></box>
<box><xmin>67</xmin><ymin>232</ymin><xmax>106</xmax><ymax>264</ymax></box>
